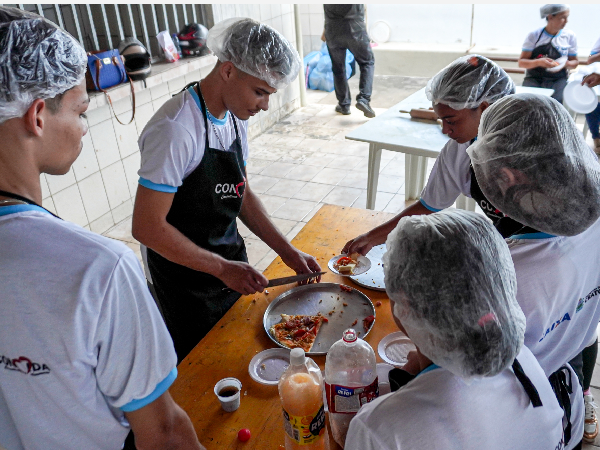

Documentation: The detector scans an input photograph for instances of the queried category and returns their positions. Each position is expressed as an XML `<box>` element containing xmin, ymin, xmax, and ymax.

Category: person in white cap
<box><xmin>132</xmin><ymin>18</ymin><xmax>321</xmax><ymax>363</ymax></box>
<box><xmin>0</xmin><ymin>7</ymin><xmax>204</xmax><ymax>450</ymax></box>
<box><xmin>469</xmin><ymin>92</ymin><xmax>600</xmax><ymax>449</ymax></box>
<box><xmin>518</xmin><ymin>4</ymin><xmax>578</xmax><ymax>103</ymax></box>
<box><xmin>343</xmin><ymin>55</ymin><xmax>516</xmax><ymax>256</ymax></box>
<box><xmin>345</xmin><ymin>209</ymin><xmax>565</xmax><ymax>450</ymax></box>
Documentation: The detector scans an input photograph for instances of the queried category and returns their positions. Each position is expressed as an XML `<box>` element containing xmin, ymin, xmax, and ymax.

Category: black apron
<box><xmin>469</xmin><ymin>165</ymin><xmax>539</xmax><ymax>238</ymax></box>
<box><xmin>526</xmin><ymin>29</ymin><xmax>567</xmax><ymax>80</ymax></box>
<box><xmin>147</xmin><ymin>82</ymin><xmax>247</xmax><ymax>363</ymax></box>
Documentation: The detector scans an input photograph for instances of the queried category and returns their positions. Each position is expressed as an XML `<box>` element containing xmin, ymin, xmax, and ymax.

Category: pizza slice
<box><xmin>270</xmin><ymin>313</ymin><xmax>326</xmax><ymax>352</ymax></box>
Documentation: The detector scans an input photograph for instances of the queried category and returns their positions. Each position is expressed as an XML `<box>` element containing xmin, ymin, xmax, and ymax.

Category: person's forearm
<box><xmin>238</xmin><ymin>186</ymin><xmax>295</xmax><ymax>258</ymax></box>
<box><xmin>587</xmin><ymin>53</ymin><xmax>600</xmax><ymax>65</ymax></box>
<box><xmin>518</xmin><ymin>59</ymin><xmax>541</xmax><ymax>69</ymax></box>
<box><xmin>367</xmin><ymin>201</ymin><xmax>434</xmax><ymax>244</ymax></box>
<box><xmin>566</xmin><ymin>57</ymin><xmax>579</xmax><ymax>69</ymax></box>
<box><xmin>133</xmin><ymin>216</ymin><xmax>227</xmax><ymax>279</ymax></box>
<box><xmin>134</xmin><ymin>405</ymin><xmax>205</xmax><ymax>450</ymax></box>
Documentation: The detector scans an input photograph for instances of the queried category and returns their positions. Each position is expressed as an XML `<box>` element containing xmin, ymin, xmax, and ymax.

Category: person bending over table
<box><xmin>132</xmin><ymin>18</ymin><xmax>321</xmax><ymax>363</ymax></box>
<box><xmin>0</xmin><ymin>7</ymin><xmax>204</xmax><ymax>450</ymax></box>
<box><xmin>468</xmin><ymin>93</ymin><xmax>600</xmax><ymax>449</ymax></box>
<box><xmin>343</xmin><ymin>55</ymin><xmax>516</xmax><ymax>257</ymax></box>
<box><xmin>518</xmin><ymin>4</ymin><xmax>578</xmax><ymax>104</ymax></box>
<box><xmin>345</xmin><ymin>209</ymin><xmax>565</xmax><ymax>450</ymax></box>
<box><xmin>584</xmin><ymin>35</ymin><xmax>600</xmax><ymax>154</ymax></box>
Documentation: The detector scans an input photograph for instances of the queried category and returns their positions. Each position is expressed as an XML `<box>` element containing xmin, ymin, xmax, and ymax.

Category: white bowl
<box><xmin>564</xmin><ymin>81</ymin><xmax>599</xmax><ymax>114</ymax></box>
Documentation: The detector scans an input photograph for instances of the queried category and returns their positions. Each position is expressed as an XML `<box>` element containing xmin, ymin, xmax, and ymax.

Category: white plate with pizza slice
<box><xmin>263</xmin><ymin>282</ymin><xmax>376</xmax><ymax>355</ymax></box>
<box><xmin>328</xmin><ymin>253</ymin><xmax>371</xmax><ymax>276</ymax></box>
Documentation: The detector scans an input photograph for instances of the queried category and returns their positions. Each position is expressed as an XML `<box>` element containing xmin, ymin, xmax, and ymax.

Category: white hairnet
<box><xmin>383</xmin><ymin>209</ymin><xmax>525</xmax><ymax>380</ymax></box>
<box><xmin>540</xmin><ymin>4</ymin><xmax>569</xmax><ymax>19</ymax></box>
<box><xmin>468</xmin><ymin>93</ymin><xmax>600</xmax><ymax>236</ymax></box>
<box><xmin>206</xmin><ymin>17</ymin><xmax>301</xmax><ymax>90</ymax></box>
<box><xmin>426</xmin><ymin>55</ymin><xmax>515</xmax><ymax>110</ymax></box>
<box><xmin>0</xmin><ymin>7</ymin><xmax>87</xmax><ymax>124</ymax></box>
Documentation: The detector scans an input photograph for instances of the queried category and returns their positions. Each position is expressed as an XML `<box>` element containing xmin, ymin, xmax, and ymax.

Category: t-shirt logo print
<box><xmin>1</xmin><ymin>354</ymin><xmax>51</xmax><ymax>376</ymax></box>
<box><xmin>214</xmin><ymin>177</ymin><xmax>246</xmax><ymax>200</ymax></box>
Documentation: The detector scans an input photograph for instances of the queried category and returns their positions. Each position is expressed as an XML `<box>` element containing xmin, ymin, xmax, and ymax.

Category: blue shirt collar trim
<box><xmin>0</xmin><ymin>204</ymin><xmax>49</xmax><ymax>217</ymax></box>
<box><xmin>187</xmin><ymin>86</ymin><xmax>229</xmax><ymax>126</ymax></box>
<box><xmin>509</xmin><ymin>232</ymin><xmax>556</xmax><ymax>240</ymax></box>
<box><xmin>416</xmin><ymin>363</ymin><xmax>440</xmax><ymax>378</ymax></box>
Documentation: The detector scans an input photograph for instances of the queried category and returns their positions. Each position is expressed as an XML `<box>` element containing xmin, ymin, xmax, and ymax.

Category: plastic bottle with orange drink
<box><xmin>278</xmin><ymin>348</ymin><xmax>329</xmax><ymax>450</ymax></box>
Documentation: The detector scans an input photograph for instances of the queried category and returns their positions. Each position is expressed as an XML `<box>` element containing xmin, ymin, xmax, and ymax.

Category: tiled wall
<box><xmin>299</xmin><ymin>4</ymin><xmax>325</xmax><ymax>57</ymax></box>
<box><xmin>40</xmin><ymin>5</ymin><xmax>303</xmax><ymax>234</ymax></box>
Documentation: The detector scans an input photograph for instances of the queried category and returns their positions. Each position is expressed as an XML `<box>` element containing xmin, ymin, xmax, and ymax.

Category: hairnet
<box><xmin>0</xmin><ymin>7</ymin><xmax>87</xmax><ymax>124</ymax></box>
<box><xmin>383</xmin><ymin>210</ymin><xmax>525</xmax><ymax>380</ymax></box>
<box><xmin>206</xmin><ymin>17</ymin><xmax>301</xmax><ymax>90</ymax></box>
<box><xmin>425</xmin><ymin>55</ymin><xmax>515</xmax><ymax>110</ymax></box>
<box><xmin>540</xmin><ymin>4</ymin><xmax>569</xmax><ymax>19</ymax></box>
<box><xmin>467</xmin><ymin>93</ymin><xmax>600</xmax><ymax>236</ymax></box>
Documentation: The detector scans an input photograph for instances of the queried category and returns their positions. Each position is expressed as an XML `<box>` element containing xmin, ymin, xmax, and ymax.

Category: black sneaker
<box><xmin>335</xmin><ymin>104</ymin><xmax>351</xmax><ymax>115</ymax></box>
<box><xmin>356</xmin><ymin>101</ymin><xmax>376</xmax><ymax>118</ymax></box>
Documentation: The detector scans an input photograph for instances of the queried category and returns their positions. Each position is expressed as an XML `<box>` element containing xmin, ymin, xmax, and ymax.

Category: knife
<box><xmin>221</xmin><ymin>271</ymin><xmax>326</xmax><ymax>294</ymax></box>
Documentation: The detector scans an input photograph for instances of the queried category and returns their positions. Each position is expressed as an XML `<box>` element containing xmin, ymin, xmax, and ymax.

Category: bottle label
<box><xmin>325</xmin><ymin>377</ymin><xmax>379</xmax><ymax>414</ymax></box>
<box><xmin>282</xmin><ymin>404</ymin><xmax>326</xmax><ymax>445</ymax></box>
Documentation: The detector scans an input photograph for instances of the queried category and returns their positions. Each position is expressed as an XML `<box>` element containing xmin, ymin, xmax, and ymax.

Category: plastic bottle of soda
<box><xmin>325</xmin><ymin>328</ymin><xmax>378</xmax><ymax>448</ymax></box>
<box><xmin>278</xmin><ymin>348</ymin><xmax>329</xmax><ymax>450</ymax></box>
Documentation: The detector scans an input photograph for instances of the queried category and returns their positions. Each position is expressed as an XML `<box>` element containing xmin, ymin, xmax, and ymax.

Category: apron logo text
<box><xmin>215</xmin><ymin>178</ymin><xmax>246</xmax><ymax>200</ymax></box>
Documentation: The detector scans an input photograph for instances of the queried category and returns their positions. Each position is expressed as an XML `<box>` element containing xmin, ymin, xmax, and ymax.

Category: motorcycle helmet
<box><xmin>177</xmin><ymin>23</ymin><xmax>210</xmax><ymax>57</ymax></box>
<box><xmin>118</xmin><ymin>37</ymin><xmax>151</xmax><ymax>81</ymax></box>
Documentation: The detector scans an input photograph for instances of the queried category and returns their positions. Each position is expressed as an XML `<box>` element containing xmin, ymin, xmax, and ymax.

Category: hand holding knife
<box><xmin>222</xmin><ymin>271</ymin><xmax>326</xmax><ymax>294</ymax></box>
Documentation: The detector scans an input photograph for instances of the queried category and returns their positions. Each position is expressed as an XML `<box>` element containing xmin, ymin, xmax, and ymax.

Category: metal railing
<box><xmin>3</xmin><ymin>4</ymin><xmax>209</xmax><ymax>60</ymax></box>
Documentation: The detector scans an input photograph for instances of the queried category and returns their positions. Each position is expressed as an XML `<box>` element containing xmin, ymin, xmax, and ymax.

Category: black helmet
<box><xmin>177</xmin><ymin>23</ymin><xmax>209</xmax><ymax>57</ymax></box>
<box><xmin>118</xmin><ymin>37</ymin><xmax>151</xmax><ymax>81</ymax></box>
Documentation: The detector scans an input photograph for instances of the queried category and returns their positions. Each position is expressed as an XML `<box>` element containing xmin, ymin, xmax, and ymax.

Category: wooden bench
<box><xmin>479</xmin><ymin>55</ymin><xmax>590</xmax><ymax>75</ymax></box>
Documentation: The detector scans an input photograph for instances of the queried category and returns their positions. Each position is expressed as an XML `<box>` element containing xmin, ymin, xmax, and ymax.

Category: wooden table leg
<box><xmin>366</xmin><ymin>143</ymin><xmax>382</xmax><ymax>210</ymax></box>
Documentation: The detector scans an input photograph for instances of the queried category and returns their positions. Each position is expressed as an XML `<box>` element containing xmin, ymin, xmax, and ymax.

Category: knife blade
<box><xmin>221</xmin><ymin>271</ymin><xmax>326</xmax><ymax>294</ymax></box>
<box><xmin>267</xmin><ymin>271</ymin><xmax>326</xmax><ymax>287</ymax></box>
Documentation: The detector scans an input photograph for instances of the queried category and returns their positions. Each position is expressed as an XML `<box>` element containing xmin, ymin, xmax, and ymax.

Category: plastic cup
<box><xmin>214</xmin><ymin>377</ymin><xmax>242</xmax><ymax>412</ymax></box>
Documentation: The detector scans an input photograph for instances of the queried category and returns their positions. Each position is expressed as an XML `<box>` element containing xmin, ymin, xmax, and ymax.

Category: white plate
<box><xmin>349</xmin><ymin>244</ymin><xmax>386</xmax><ymax>291</ymax></box>
<box><xmin>546</xmin><ymin>56</ymin><xmax>567</xmax><ymax>73</ymax></box>
<box><xmin>248</xmin><ymin>348</ymin><xmax>290</xmax><ymax>385</ymax></box>
<box><xmin>328</xmin><ymin>254</ymin><xmax>371</xmax><ymax>276</ymax></box>
<box><xmin>378</xmin><ymin>331</ymin><xmax>417</xmax><ymax>366</ymax></box>
<box><xmin>564</xmin><ymin>80</ymin><xmax>599</xmax><ymax>114</ymax></box>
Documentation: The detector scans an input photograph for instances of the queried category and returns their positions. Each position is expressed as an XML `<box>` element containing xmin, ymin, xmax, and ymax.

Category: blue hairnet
<box><xmin>0</xmin><ymin>7</ymin><xmax>87</xmax><ymax>124</ymax></box>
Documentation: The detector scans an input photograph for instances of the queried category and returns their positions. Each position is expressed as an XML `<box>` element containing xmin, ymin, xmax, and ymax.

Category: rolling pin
<box><xmin>399</xmin><ymin>108</ymin><xmax>439</xmax><ymax>121</ymax></box>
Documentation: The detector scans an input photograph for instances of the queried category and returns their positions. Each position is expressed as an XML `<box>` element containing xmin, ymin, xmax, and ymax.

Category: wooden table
<box><xmin>170</xmin><ymin>205</ymin><xmax>399</xmax><ymax>449</ymax></box>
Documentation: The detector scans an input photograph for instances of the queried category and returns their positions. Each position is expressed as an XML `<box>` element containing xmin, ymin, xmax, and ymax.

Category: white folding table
<box><xmin>345</xmin><ymin>86</ymin><xmax>554</xmax><ymax>210</ymax></box>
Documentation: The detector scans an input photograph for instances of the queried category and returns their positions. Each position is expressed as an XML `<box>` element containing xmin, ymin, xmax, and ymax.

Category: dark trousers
<box><xmin>523</xmin><ymin>76</ymin><xmax>568</xmax><ymax>104</ymax></box>
<box><xmin>585</xmin><ymin>103</ymin><xmax>600</xmax><ymax>140</ymax></box>
<box><xmin>325</xmin><ymin>27</ymin><xmax>374</xmax><ymax>107</ymax></box>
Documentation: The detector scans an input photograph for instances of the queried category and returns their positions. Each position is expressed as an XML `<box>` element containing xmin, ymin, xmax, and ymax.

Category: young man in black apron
<box><xmin>518</xmin><ymin>4</ymin><xmax>578</xmax><ymax>104</ymax></box>
<box><xmin>132</xmin><ymin>19</ymin><xmax>321</xmax><ymax>363</ymax></box>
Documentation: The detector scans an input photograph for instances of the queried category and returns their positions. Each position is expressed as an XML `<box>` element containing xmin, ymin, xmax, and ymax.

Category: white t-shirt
<box><xmin>591</xmin><ymin>36</ymin><xmax>600</xmax><ymax>55</ymax></box>
<box><xmin>522</xmin><ymin>28</ymin><xmax>578</xmax><ymax>58</ymax></box>
<box><xmin>508</xmin><ymin>220</ymin><xmax>600</xmax><ymax>376</ymax></box>
<box><xmin>345</xmin><ymin>347</ymin><xmax>565</xmax><ymax>450</ymax></box>
<box><xmin>138</xmin><ymin>87</ymin><xmax>249</xmax><ymax>193</ymax></box>
<box><xmin>419</xmin><ymin>139</ymin><xmax>472</xmax><ymax>211</ymax></box>
<box><xmin>0</xmin><ymin>205</ymin><xmax>177</xmax><ymax>450</ymax></box>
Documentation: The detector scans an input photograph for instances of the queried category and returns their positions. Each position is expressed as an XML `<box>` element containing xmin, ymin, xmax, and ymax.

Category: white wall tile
<box><xmin>168</xmin><ymin>75</ymin><xmax>187</xmax><ymax>94</ymax></box>
<box><xmin>271</xmin><ymin>4</ymin><xmax>282</xmax><ymax>18</ymax></box>
<box><xmin>78</xmin><ymin>171</ymin><xmax>111</xmax><ymax>222</ymax></box>
<box><xmin>122</xmin><ymin>152</ymin><xmax>142</xmax><ymax>201</ymax></box>
<box><xmin>184</xmin><ymin>69</ymin><xmax>201</xmax><ymax>85</ymax></box>
<box><xmin>259</xmin><ymin>3</ymin><xmax>271</xmax><ymax>21</ymax></box>
<box><xmin>309</xmin><ymin>4</ymin><xmax>323</xmax><ymax>14</ymax></box>
<box><xmin>300</xmin><ymin>4</ymin><xmax>309</xmax><ymax>14</ymax></box>
<box><xmin>113</xmin><ymin>119</ymin><xmax>139</xmax><ymax>158</ymax></box>
<box><xmin>152</xmin><ymin>95</ymin><xmax>170</xmax><ymax>113</ymax></box>
<box><xmin>309</xmin><ymin>13</ymin><xmax>324</xmax><ymax>35</ymax></box>
<box><xmin>281</xmin><ymin>4</ymin><xmax>292</xmax><ymax>15</ymax></box>
<box><xmin>282</xmin><ymin>14</ymin><xmax>295</xmax><ymax>42</ymax></box>
<box><xmin>300</xmin><ymin>13</ymin><xmax>310</xmax><ymax>35</ymax></box>
<box><xmin>218</xmin><ymin>4</ymin><xmax>236</xmax><ymax>22</ymax></box>
<box><xmin>272</xmin><ymin>16</ymin><xmax>283</xmax><ymax>35</ymax></box>
<box><xmin>101</xmin><ymin>161</ymin><xmax>132</xmax><ymax>209</ymax></box>
<box><xmin>41</xmin><ymin>195</ymin><xmax>56</xmax><ymax>215</ymax></box>
<box><xmin>86</xmin><ymin>104</ymin><xmax>111</xmax><ymax>127</ymax></box>
<box><xmin>136</xmin><ymin>88</ymin><xmax>153</xmax><ymax>106</ymax></box>
<box><xmin>52</xmin><ymin>184</ymin><xmax>88</xmax><ymax>227</ymax></box>
<box><xmin>72</xmin><ymin>132</ymin><xmax>100</xmax><ymax>181</ymax></box>
<box><xmin>150</xmin><ymin>82</ymin><xmax>169</xmax><ymax>100</ymax></box>
<box><xmin>112</xmin><ymin>96</ymin><xmax>134</xmax><ymax>115</ymax></box>
<box><xmin>40</xmin><ymin>174</ymin><xmax>50</xmax><ymax>200</ymax></box>
<box><xmin>112</xmin><ymin>199</ymin><xmax>134</xmax><ymax>223</ymax></box>
<box><xmin>134</xmin><ymin>103</ymin><xmax>155</xmax><ymax>135</ymax></box>
<box><xmin>46</xmin><ymin>167</ymin><xmax>77</xmax><ymax>195</ymax></box>
<box><xmin>90</xmin><ymin>120</ymin><xmax>121</xmax><ymax>169</ymax></box>
<box><xmin>89</xmin><ymin>210</ymin><xmax>116</xmax><ymax>234</ymax></box>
